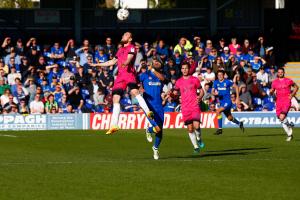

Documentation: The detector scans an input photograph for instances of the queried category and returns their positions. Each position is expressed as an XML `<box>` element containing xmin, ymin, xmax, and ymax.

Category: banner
<box><xmin>0</xmin><ymin>115</ymin><xmax>47</xmax><ymax>130</ymax></box>
<box><xmin>223</xmin><ymin>112</ymin><xmax>300</xmax><ymax>128</ymax></box>
<box><xmin>0</xmin><ymin>114</ymin><xmax>89</xmax><ymax>131</ymax></box>
<box><xmin>90</xmin><ymin>112</ymin><xmax>218</xmax><ymax>130</ymax></box>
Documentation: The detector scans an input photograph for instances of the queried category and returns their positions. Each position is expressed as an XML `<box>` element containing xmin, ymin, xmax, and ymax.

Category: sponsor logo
<box><xmin>0</xmin><ymin>115</ymin><xmax>47</xmax><ymax>130</ymax></box>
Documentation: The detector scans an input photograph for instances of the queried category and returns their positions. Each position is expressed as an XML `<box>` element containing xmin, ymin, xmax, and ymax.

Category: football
<box><xmin>117</xmin><ymin>8</ymin><xmax>129</xmax><ymax>21</ymax></box>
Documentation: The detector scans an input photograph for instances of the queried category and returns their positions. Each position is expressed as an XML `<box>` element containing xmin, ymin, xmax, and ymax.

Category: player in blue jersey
<box><xmin>139</xmin><ymin>57</ymin><xmax>165</xmax><ymax>160</ymax></box>
<box><xmin>212</xmin><ymin>70</ymin><xmax>244</xmax><ymax>135</ymax></box>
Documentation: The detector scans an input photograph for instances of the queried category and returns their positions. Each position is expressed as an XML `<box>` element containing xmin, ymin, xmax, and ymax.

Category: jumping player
<box><xmin>96</xmin><ymin>32</ymin><xmax>155</xmax><ymax>134</ymax></box>
<box><xmin>212</xmin><ymin>70</ymin><xmax>244</xmax><ymax>135</ymax></box>
<box><xmin>139</xmin><ymin>57</ymin><xmax>165</xmax><ymax>159</ymax></box>
<box><xmin>270</xmin><ymin>67</ymin><xmax>298</xmax><ymax>141</ymax></box>
<box><xmin>175</xmin><ymin>62</ymin><xmax>205</xmax><ymax>153</ymax></box>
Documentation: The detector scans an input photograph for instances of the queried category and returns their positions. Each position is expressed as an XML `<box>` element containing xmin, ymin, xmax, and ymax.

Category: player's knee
<box><xmin>279</xmin><ymin>113</ymin><xmax>286</xmax><ymax>121</ymax></box>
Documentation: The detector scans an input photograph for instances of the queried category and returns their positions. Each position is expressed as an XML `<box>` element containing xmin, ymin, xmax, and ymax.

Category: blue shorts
<box><xmin>220</xmin><ymin>101</ymin><xmax>232</xmax><ymax>116</ymax></box>
<box><xmin>146</xmin><ymin>103</ymin><xmax>164</xmax><ymax>128</ymax></box>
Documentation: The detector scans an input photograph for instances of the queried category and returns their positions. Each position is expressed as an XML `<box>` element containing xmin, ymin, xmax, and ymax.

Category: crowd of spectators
<box><xmin>0</xmin><ymin>35</ymin><xmax>299</xmax><ymax>115</ymax></box>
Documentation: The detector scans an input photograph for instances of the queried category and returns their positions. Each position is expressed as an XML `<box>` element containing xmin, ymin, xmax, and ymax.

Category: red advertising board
<box><xmin>90</xmin><ymin>112</ymin><xmax>218</xmax><ymax>130</ymax></box>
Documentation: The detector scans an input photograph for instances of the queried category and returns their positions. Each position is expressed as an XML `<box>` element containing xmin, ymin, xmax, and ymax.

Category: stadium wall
<box><xmin>0</xmin><ymin>112</ymin><xmax>300</xmax><ymax>131</ymax></box>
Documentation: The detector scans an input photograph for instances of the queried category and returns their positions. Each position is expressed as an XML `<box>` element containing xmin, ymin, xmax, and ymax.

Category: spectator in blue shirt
<box><xmin>156</xmin><ymin>40</ymin><xmax>169</xmax><ymax>62</ymax></box>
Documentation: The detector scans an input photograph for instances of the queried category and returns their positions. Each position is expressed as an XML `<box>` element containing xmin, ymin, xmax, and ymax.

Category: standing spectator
<box><xmin>30</xmin><ymin>94</ymin><xmax>44</xmax><ymax>114</ymax></box>
<box><xmin>64</xmin><ymin>39</ymin><xmax>77</xmax><ymax>61</ymax></box>
<box><xmin>27</xmin><ymin>46</ymin><xmax>40</xmax><ymax>66</ymax></box>
<box><xmin>255</xmin><ymin>36</ymin><xmax>267</xmax><ymax>58</ymax></box>
<box><xmin>103</xmin><ymin>37</ymin><xmax>116</xmax><ymax>55</ymax></box>
<box><xmin>50</xmin><ymin>42</ymin><xmax>64</xmax><ymax>63</ymax></box>
<box><xmin>134</xmin><ymin>43</ymin><xmax>144</xmax><ymax>69</ymax></box>
<box><xmin>26</xmin><ymin>37</ymin><xmax>40</xmax><ymax>52</ymax></box>
<box><xmin>265</xmin><ymin>47</ymin><xmax>276</xmax><ymax>68</ymax></box>
<box><xmin>221</xmin><ymin>46</ymin><xmax>231</xmax><ymax>63</ymax></box>
<box><xmin>242</xmin><ymin>39</ymin><xmax>251</xmax><ymax>54</ymax></box>
<box><xmin>216</xmin><ymin>38</ymin><xmax>226</xmax><ymax>55</ymax></box>
<box><xmin>156</xmin><ymin>39</ymin><xmax>169</xmax><ymax>62</ymax></box>
<box><xmin>173</xmin><ymin>37</ymin><xmax>193</xmax><ymax>55</ymax></box>
<box><xmin>193</xmin><ymin>36</ymin><xmax>205</xmax><ymax>53</ymax></box>
<box><xmin>229</xmin><ymin>37</ymin><xmax>240</xmax><ymax>55</ymax></box>
<box><xmin>251</xmin><ymin>56</ymin><xmax>266</xmax><ymax>72</ymax></box>
<box><xmin>1</xmin><ymin>37</ymin><xmax>13</xmax><ymax>56</ymax></box>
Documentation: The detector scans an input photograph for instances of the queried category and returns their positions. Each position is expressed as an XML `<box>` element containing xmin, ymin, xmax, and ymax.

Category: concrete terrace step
<box><xmin>285</xmin><ymin>62</ymin><xmax>300</xmax><ymax>99</ymax></box>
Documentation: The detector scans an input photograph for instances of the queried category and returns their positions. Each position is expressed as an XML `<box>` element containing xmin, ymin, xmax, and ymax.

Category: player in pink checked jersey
<box><xmin>95</xmin><ymin>32</ymin><xmax>158</xmax><ymax>135</ymax></box>
<box><xmin>175</xmin><ymin>62</ymin><xmax>205</xmax><ymax>153</ymax></box>
<box><xmin>270</xmin><ymin>67</ymin><xmax>299</xmax><ymax>141</ymax></box>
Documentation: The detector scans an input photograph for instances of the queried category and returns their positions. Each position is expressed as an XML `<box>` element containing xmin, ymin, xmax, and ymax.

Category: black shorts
<box><xmin>112</xmin><ymin>82</ymin><xmax>139</xmax><ymax>96</ymax></box>
<box><xmin>184</xmin><ymin>119</ymin><xmax>201</xmax><ymax>126</ymax></box>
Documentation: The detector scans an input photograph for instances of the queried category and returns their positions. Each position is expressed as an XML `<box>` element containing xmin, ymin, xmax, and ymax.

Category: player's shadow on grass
<box><xmin>247</xmin><ymin>133</ymin><xmax>283</xmax><ymax>137</ymax></box>
<box><xmin>162</xmin><ymin>147</ymin><xmax>271</xmax><ymax>159</ymax></box>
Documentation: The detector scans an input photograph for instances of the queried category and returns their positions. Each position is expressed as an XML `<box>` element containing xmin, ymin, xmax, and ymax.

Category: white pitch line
<box><xmin>0</xmin><ymin>134</ymin><xmax>18</xmax><ymax>138</ymax></box>
<box><xmin>0</xmin><ymin>158</ymin><xmax>291</xmax><ymax>166</ymax></box>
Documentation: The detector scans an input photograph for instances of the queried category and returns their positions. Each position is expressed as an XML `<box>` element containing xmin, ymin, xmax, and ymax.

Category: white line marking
<box><xmin>0</xmin><ymin>135</ymin><xmax>18</xmax><ymax>138</ymax></box>
<box><xmin>0</xmin><ymin>158</ymin><xmax>291</xmax><ymax>166</ymax></box>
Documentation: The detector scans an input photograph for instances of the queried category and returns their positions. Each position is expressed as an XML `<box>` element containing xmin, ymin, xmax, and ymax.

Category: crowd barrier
<box><xmin>0</xmin><ymin>112</ymin><xmax>299</xmax><ymax>131</ymax></box>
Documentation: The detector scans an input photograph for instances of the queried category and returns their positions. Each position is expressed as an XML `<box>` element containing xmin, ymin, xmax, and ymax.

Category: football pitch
<box><xmin>0</xmin><ymin>128</ymin><xmax>299</xmax><ymax>200</ymax></box>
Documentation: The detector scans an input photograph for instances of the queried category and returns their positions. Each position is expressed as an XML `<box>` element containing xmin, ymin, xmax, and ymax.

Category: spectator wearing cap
<box><xmin>19</xmin><ymin>56</ymin><xmax>30</xmax><ymax>73</ymax></box>
<box><xmin>234</xmin><ymin>47</ymin><xmax>245</xmax><ymax>62</ymax></box>
<box><xmin>61</xmin><ymin>66</ymin><xmax>74</xmax><ymax>85</ymax></box>
<box><xmin>75</xmin><ymin>46</ymin><xmax>93</xmax><ymax>66</ymax></box>
<box><xmin>216</xmin><ymin>38</ymin><xmax>226</xmax><ymax>55</ymax></box>
<box><xmin>49</xmin><ymin>75</ymin><xmax>60</xmax><ymax>92</ymax></box>
<box><xmin>193</xmin><ymin>36</ymin><xmax>205</xmax><ymax>52</ymax></box>
<box><xmin>7</xmin><ymin>65</ymin><xmax>22</xmax><ymax>85</ymax></box>
<box><xmin>103</xmin><ymin>37</ymin><xmax>116</xmax><ymax>55</ymax></box>
<box><xmin>229</xmin><ymin>37</ymin><xmax>241</xmax><ymax>55</ymax></box>
<box><xmin>256</xmin><ymin>67</ymin><xmax>269</xmax><ymax>87</ymax></box>
<box><xmin>63</xmin><ymin>75</ymin><xmax>77</xmax><ymax>92</ymax></box>
<box><xmin>64</xmin><ymin>39</ymin><xmax>77</xmax><ymax>61</ymax></box>
<box><xmin>45</xmin><ymin>94</ymin><xmax>58</xmax><ymax>113</ymax></box>
<box><xmin>205</xmin><ymin>40</ymin><xmax>213</xmax><ymax>55</ymax></box>
<box><xmin>0</xmin><ymin>77</ymin><xmax>10</xmax><ymax>95</ymax></box>
<box><xmin>30</xmin><ymin>93</ymin><xmax>44</xmax><ymax>114</ymax></box>
<box><xmin>221</xmin><ymin>46</ymin><xmax>231</xmax><ymax>63</ymax></box>
<box><xmin>95</xmin><ymin>46</ymin><xmax>108</xmax><ymax>64</ymax></box>
<box><xmin>250</xmin><ymin>56</ymin><xmax>266</xmax><ymax>73</ymax></box>
<box><xmin>173</xmin><ymin>37</ymin><xmax>193</xmax><ymax>56</ymax></box>
<box><xmin>244</xmin><ymin>48</ymin><xmax>256</xmax><ymax>65</ymax></box>
<box><xmin>41</xmin><ymin>77</ymin><xmax>51</xmax><ymax>94</ymax></box>
<box><xmin>242</xmin><ymin>39</ymin><xmax>251</xmax><ymax>54</ymax></box>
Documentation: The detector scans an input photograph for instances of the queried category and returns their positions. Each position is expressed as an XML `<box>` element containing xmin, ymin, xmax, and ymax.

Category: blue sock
<box><xmin>154</xmin><ymin>132</ymin><xmax>162</xmax><ymax>149</ymax></box>
<box><xmin>232</xmin><ymin>118</ymin><xmax>240</xmax><ymax>125</ymax></box>
<box><xmin>217</xmin><ymin>114</ymin><xmax>223</xmax><ymax>129</ymax></box>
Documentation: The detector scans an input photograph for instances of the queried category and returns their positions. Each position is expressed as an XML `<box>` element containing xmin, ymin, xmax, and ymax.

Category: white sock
<box><xmin>195</xmin><ymin>129</ymin><xmax>201</xmax><ymax>141</ymax></box>
<box><xmin>188</xmin><ymin>132</ymin><xmax>199</xmax><ymax>149</ymax></box>
<box><xmin>281</xmin><ymin>119</ymin><xmax>292</xmax><ymax>136</ymax></box>
<box><xmin>135</xmin><ymin>94</ymin><xmax>150</xmax><ymax>114</ymax></box>
<box><xmin>111</xmin><ymin>103</ymin><xmax>120</xmax><ymax>127</ymax></box>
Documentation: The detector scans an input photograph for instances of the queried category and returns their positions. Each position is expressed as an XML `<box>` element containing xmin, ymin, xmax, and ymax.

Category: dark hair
<box><xmin>217</xmin><ymin>70</ymin><xmax>225</xmax><ymax>74</ymax></box>
<box><xmin>277</xmin><ymin>67</ymin><xmax>285</xmax><ymax>72</ymax></box>
<box><xmin>181</xmin><ymin>61</ymin><xmax>190</xmax><ymax>69</ymax></box>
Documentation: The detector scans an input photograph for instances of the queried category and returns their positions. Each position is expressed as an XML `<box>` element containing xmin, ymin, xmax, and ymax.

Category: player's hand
<box><xmin>289</xmin><ymin>94</ymin><xmax>293</xmax><ymax>100</ymax></box>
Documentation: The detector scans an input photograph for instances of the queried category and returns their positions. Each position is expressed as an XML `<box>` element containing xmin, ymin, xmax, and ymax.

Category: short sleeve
<box><xmin>228</xmin><ymin>80</ymin><xmax>233</xmax><ymax>87</ymax></box>
<box><xmin>139</xmin><ymin>72</ymin><xmax>146</xmax><ymax>82</ymax></box>
<box><xmin>213</xmin><ymin>80</ymin><xmax>217</xmax><ymax>89</ymax></box>
<box><xmin>194</xmin><ymin>77</ymin><xmax>201</xmax><ymax>89</ymax></box>
<box><xmin>128</xmin><ymin>45</ymin><xmax>136</xmax><ymax>55</ymax></box>
<box><xmin>289</xmin><ymin>78</ymin><xmax>294</xmax><ymax>86</ymax></box>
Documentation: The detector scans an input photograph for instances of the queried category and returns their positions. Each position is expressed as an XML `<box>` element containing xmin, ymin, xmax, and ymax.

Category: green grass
<box><xmin>0</xmin><ymin>128</ymin><xmax>300</xmax><ymax>200</ymax></box>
